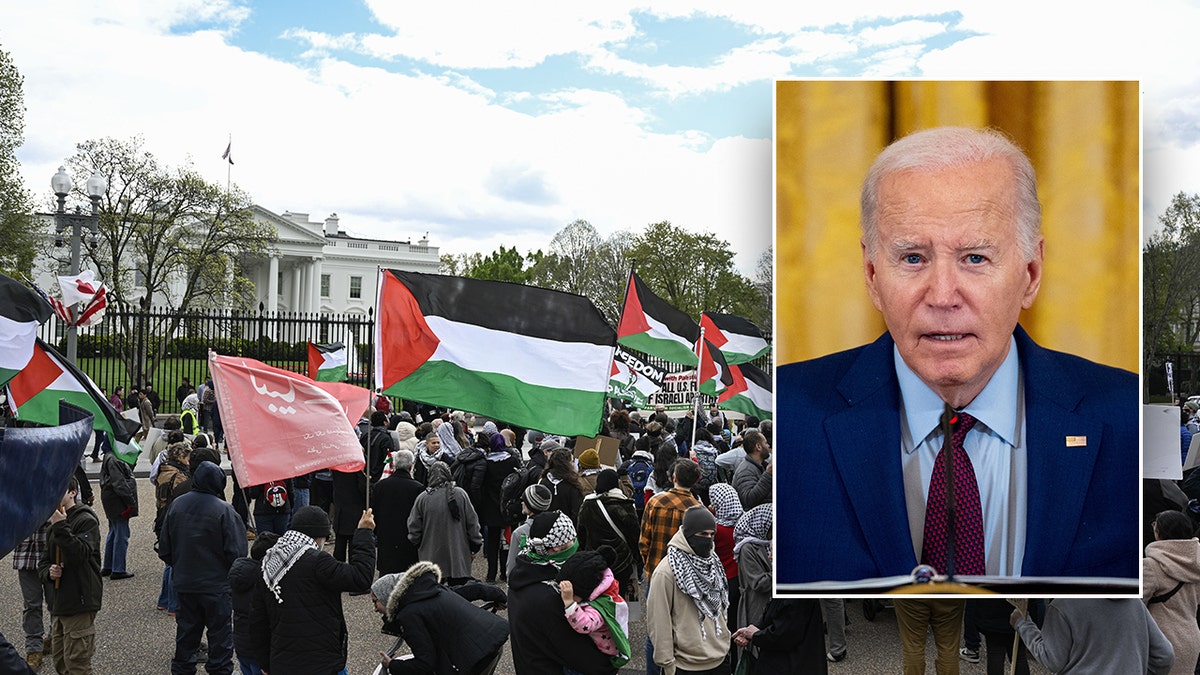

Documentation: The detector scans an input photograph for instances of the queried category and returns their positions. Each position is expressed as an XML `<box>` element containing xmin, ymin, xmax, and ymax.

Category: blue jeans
<box><xmin>255</xmin><ymin>513</ymin><xmax>290</xmax><ymax>537</ymax></box>
<box><xmin>645</xmin><ymin>576</ymin><xmax>660</xmax><ymax>675</ymax></box>
<box><xmin>103</xmin><ymin>518</ymin><xmax>130</xmax><ymax>573</ymax></box>
<box><xmin>158</xmin><ymin>565</ymin><xmax>179</xmax><ymax>612</ymax></box>
<box><xmin>292</xmin><ymin>488</ymin><xmax>310</xmax><ymax>509</ymax></box>
<box><xmin>237</xmin><ymin>656</ymin><xmax>264</xmax><ymax>675</ymax></box>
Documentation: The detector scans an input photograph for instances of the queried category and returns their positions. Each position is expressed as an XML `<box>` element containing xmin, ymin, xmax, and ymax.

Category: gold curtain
<box><xmin>775</xmin><ymin>81</ymin><xmax>1139</xmax><ymax>373</ymax></box>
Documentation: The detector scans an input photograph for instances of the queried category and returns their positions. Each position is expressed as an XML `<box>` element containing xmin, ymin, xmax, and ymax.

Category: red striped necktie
<box><xmin>920</xmin><ymin>411</ymin><xmax>985</xmax><ymax>576</ymax></box>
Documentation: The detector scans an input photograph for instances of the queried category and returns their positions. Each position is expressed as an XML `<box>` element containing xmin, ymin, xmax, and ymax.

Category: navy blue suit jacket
<box><xmin>776</xmin><ymin>326</ymin><xmax>1139</xmax><ymax>585</ymax></box>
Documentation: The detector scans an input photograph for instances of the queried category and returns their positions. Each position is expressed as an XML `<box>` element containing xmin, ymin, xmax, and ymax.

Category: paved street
<box><xmin>1</xmin><ymin>458</ymin><xmax>1052</xmax><ymax>674</ymax></box>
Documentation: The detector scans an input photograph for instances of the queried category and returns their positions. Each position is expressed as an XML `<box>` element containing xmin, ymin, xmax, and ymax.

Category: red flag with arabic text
<box><xmin>208</xmin><ymin>352</ymin><xmax>368</xmax><ymax>486</ymax></box>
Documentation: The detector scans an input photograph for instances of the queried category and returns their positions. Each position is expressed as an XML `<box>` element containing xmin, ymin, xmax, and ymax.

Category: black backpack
<box><xmin>500</xmin><ymin>464</ymin><xmax>537</xmax><ymax>526</ymax></box>
<box><xmin>450</xmin><ymin>449</ymin><xmax>486</xmax><ymax>504</ymax></box>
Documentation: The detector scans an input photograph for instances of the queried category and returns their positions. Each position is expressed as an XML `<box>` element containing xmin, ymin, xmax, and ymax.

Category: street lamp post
<box><xmin>51</xmin><ymin>166</ymin><xmax>106</xmax><ymax>364</ymax></box>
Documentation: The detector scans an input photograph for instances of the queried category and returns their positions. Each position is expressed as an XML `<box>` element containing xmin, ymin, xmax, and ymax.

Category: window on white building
<box><xmin>321</xmin><ymin>274</ymin><xmax>330</xmax><ymax>298</ymax></box>
<box><xmin>349</xmin><ymin>275</ymin><xmax>362</xmax><ymax>299</ymax></box>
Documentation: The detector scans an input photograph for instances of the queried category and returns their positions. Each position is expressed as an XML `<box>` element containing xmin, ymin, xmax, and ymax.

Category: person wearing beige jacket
<box><xmin>646</xmin><ymin>506</ymin><xmax>730</xmax><ymax>675</ymax></box>
<box><xmin>1144</xmin><ymin>509</ymin><xmax>1200</xmax><ymax>675</ymax></box>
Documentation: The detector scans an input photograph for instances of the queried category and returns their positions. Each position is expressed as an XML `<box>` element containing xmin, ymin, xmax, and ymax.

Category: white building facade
<box><xmin>248</xmin><ymin>206</ymin><xmax>440</xmax><ymax>318</ymax></box>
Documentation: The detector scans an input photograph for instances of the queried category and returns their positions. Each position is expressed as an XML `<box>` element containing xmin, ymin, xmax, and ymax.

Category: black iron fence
<box><xmin>38</xmin><ymin>302</ymin><xmax>374</xmax><ymax>414</ymax></box>
<box><xmin>37</xmin><ymin>301</ymin><xmax>772</xmax><ymax>417</ymax></box>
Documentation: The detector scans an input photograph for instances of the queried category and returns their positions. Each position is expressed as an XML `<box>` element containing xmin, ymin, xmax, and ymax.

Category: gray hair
<box><xmin>393</xmin><ymin>449</ymin><xmax>414</xmax><ymax>472</ymax></box>
<box><xmin>860</xmin><ymin>126</ymin><xmax>1041</xmax><ymax>262</ymax></box>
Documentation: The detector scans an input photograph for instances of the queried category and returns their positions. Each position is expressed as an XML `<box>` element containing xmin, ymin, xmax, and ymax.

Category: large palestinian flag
<box><xmin>718</xmin><ymin>361</ymin><xmax>772</xmax><ymax>421</ymax></box>
<box><xmin>375</xmin><ymin>270</ymin><xmax>616</xmax><ymax>437</ymax></box>
<box><xmin>6</xmin><ymin>339</ymin><xmax>142</xmax><ymax>461</ymax></box>
<box><xmin>0</xmin><ymin>273</ymin><xmax>52</xmax><ymax>388</ymax></box>
<box><xmin>700</xmin><ymin>312</ymin><xmax>770</xmax><ymax>365</ymax></box>
<box><xmin>307</xmin><ymin>341</ymin><xmax>348</xmax><ymax>382</ymax></box>
<box><xmin>616</xmin><ymin>270</ymin><xmax>699</xmax><ymax>366</ymax></box>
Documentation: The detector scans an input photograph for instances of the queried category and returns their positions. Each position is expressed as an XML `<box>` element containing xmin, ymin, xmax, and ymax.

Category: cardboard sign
<box><xmin>1145</xmin><ymin>404</ymin><xmax>1184</xmax><ymax>480</ymax></box>
<box><xmin>574</xmin><ymin>434</ymin><xmax>620</xmax><ymax>468</ymax></box>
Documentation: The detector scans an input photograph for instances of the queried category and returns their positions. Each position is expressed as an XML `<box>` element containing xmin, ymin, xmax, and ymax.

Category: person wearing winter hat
<box><xmin>646</xmin><ymin>505</ymin><xmax>730</xmax><ymax>675</ymax></box>
<box><xmin>507</xmin><ymin>484</ymin><xmax>553</xmax><ymax>578</ymax></box>
<box><xmin>578</xmin><ymin>449</ymin><xmax>603</xmax><ymax>493</ymax></box>
<box><xmin>255</xmin><ymin>505</ymin><xmax>376</xmax><ymax>675</ymax></box>
<box><xmin>371</xmin><ymin>562</ymin><xmax>509</xmax><ymax>674</ymax></box>
<box><xmin>578</xmin><ymin>469</ymin><xmax>641</xmax><ymax>598</ymax></box>
<box><xmin>558</xmin><ymin>546</ymin><xmax>632</xmax><ymax>669</ymax></box>
<box><xmin>508</xmin><ymin>510</ymin><xmax>616</xmax><ymax>674</ymax></box>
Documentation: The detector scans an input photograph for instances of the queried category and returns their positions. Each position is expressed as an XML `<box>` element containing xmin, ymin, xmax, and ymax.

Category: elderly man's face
<box><xmin>863</xmin><ymin>158</ymin><xmax>1042</xmax><ymax>408</ymax></box>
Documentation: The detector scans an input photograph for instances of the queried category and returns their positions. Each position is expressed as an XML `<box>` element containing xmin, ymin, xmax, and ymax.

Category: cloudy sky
<box><xmin>2</xmin><ymin>2</ymin><xmax>1198</xmax><ymax>274</ymax></box>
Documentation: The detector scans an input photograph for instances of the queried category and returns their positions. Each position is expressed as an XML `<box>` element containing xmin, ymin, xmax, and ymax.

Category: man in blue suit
<box><xmin>776</xmin><ymin>127</ymin><xmax>1138</xmax><ymax>588</ymax></box>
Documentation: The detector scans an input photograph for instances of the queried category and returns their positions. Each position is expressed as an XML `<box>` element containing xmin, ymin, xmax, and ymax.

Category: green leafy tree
<box><xmin>464</xmin><ymin>245</ymin><xmax>543</xmax><ymax>284</ymax></box>
<box><xmin>1145</xmin><ymin>193</ymin><xmax>1200</xmax><ymax>396</ymax></box>
<box><xmin>0</xmin><ymin>45</ymin><xmax>37</xmax><ymax>277</ymax></box>
<box><xmin>55</xmin><ymin>136</ymin><xmax>274</xmax><ymax>384</ymax></box>
<box><xmin>627</xmin><ymin>221</ymin><xmax>767</xmax><ymax>328</ymax></box>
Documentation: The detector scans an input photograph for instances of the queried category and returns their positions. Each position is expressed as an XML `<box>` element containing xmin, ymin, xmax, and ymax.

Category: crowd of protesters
<box><xmin>6</xmin><ymin>384</ymin><xmax>815</xmax><ymax>674</ymax></box>
<box><xmin>12</xmin><ymin>383</ymin><xmax>1200</xmax><ymax>675</ymax></box>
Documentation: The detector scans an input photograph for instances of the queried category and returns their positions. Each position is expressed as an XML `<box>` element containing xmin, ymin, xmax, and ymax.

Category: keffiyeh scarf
<box><xmin>667</xmin><ymin>543</ymin><xmax>728</xmax><ymax>639</ymax></box>
<box><xmin>733</xmin><ymin>503</ymin><xmax>773</xmax><ymax>557</ymax></box>
<box><xmin>709</xmin><ymin>483</ymin><xmax>743</xmax><ymax>528</ymax></box>
<box><xmin>262</xmin><ymin>530</ymin><xmax>317</xmax><ymax>604</ymax></box>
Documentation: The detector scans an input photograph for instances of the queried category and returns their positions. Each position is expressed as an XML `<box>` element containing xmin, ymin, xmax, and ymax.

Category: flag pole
<box><xmin>691</xmin><ymin>327</ymin><xmax>704</xmax><ymax>452</ymax></box>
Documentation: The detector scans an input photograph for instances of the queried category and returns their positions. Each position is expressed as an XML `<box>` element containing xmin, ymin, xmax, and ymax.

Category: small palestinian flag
<box><xmin>0</xmin><ymin>273</ymin><xmax>52</xmax><ymax>389</ymax></box>
<box><xmin>616</xmin><ymin>270</ymin><xmax>699</xmax><ymax>366</ymax></box>
<box><xmin>376</xmin><ymin>270</ymin><xmax>615</xmax><ymax>437</ymax></box>
<box><xmin>718</xmin><ymin>362</ymin><xmax>772</xmax><ymax>421</ymax></box>
<box><xmin>308</xmin><ymin>342</ymin><xmax>348</xmax><ymax>382</ymax></box>
<box><xmin>6</xmin><ymin>339</ymin><xmax>142</xmax><ymax>460</ymax></box>
<box><xmin>700</xmin><ymin>312</ymin><xmax>770</xmax><ymax>365</ymax></box>
<box><xmin>698</xmin><ymin>338</ymin><xmax>735</xmax><ymax>396</ymax></box>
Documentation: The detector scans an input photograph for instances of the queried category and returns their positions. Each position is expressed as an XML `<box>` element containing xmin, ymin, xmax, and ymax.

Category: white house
<box><xmin>248</xmin><ymin>206</ymin><xmax>440</xmax><ymax>317</ymax></box>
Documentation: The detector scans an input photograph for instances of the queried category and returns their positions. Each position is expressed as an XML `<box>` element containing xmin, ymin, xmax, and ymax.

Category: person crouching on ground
<box><xmin>370</xmin><ymin>562</ymin><xmax>509</xmax><ymax>674</ymax></box>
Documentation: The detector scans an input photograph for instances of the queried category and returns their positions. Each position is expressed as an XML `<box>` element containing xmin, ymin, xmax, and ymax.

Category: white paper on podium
<box><xmin>1145</xmin><ymin>404</ymin><xmax>1184</xmax><ymax>480</ymax></box>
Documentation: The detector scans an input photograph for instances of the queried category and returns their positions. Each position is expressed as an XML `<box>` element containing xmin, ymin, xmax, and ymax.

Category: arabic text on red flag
<box><xmin>208</xmin><ymin>352</ymin><xmax>368</xmax><ymax>486</ymax></box>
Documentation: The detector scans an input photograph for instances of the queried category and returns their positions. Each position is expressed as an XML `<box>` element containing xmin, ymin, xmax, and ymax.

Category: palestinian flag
<box><xmin>375</xmin><ymin>270</ymin><xmax>615</xmax><ymax>437</ymax></box>
<box><xmin>307</xmin><ymin>341</ymin><xmax>348</xmax><ymax>382</ymax></box>
<box><xmin>718</xmin><ymin>362</ymin><xmax>772</xmax><ymax>421</ymax></box>
<box><xmin>700</xmin><ymin>312</ymin><xmax>770</xmax><ymax>365</ymax></box>
<box><xmin>6</xmin><ymin>339</ymin><xmax>142</xmax><ymax>462</ymax></box>
<box><xmin>0</xmin><ymin>273</ymin><xmax>52</xmax><ymax>388</ymax></box>
<box><xmin>698</xmin><ymin>338</ymin><xmax>736</xmax><ymax>396</ymax></box>
<box><xmin>616</xmin><ymin>270</ymin><xmax>699</xmax><ymax>366</ymax></box>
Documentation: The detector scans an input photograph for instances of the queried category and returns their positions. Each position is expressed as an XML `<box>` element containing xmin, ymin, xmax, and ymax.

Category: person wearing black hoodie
<box><xmin>371</xmin><ymin>561</ymin><xmax>509</xmax><ymax>674</ymax></box>
<box><xmin>158</xmin><ymin>460</ymin><xmax>248</xmax><ymax>674</ymax></box>
<box><xmin>228</xmin><ymin>531</ymin><xmax>279</xmax><ymax>675</ymax></box>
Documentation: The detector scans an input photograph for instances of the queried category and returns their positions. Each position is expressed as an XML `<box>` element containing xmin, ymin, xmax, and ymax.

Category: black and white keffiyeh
<box><xmin>733</xmin><ymin>502</ymin><xmax>772</xmax><ymax>556</ymax></box>
<box><xmin>525</xmin><ymin>511</ymin><xmax>576</xmax><ymax>557</ymax></box>
<box><xmin>261</xmin><ymin>530</ymin><xmax>317</xmax><ymax>604</ymax></box>
<box><xmin>709</xmin><ymin>483</ymin><xmax>743</xmax><ymax>528</ymax></box>
<box><xmin>667</xmin><ymin>541</ymin><xmax>728</xmax><ymax>639</ymax></box>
